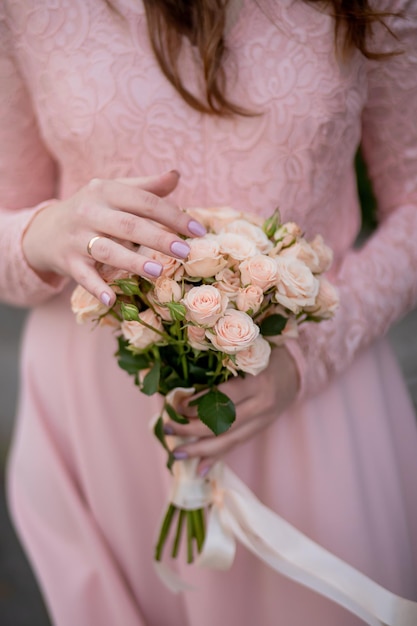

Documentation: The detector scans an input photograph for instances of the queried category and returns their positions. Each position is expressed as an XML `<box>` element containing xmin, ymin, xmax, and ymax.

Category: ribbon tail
<box><xmin>220</xmin><ymin>467</ymin><xmax>417</xmax><ymax>626</ymax></box>
<box><xmin>196</xmin><ymin>504</ymin><xmax>236</xmax><ymax>570</ymax></box>
<box><xmin>154</xmin><ymin>561</ymin><xmax>195</xmax><ymax>594</ymax></box>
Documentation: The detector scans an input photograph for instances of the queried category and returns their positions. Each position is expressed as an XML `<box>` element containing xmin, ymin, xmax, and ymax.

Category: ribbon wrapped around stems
<box><xmin>153</xmin><ymin>389</ymin><xmax>417</xmax><ymax>625</ymax></box>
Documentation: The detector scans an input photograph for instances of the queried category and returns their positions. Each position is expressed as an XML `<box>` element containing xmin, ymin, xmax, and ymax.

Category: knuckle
<box><xmin>119</xmin><ymin>214</ymin><xmax>136</xmax><ymax>237</ymax></box>
<box><xmin>95</xmin><ymin>239</ymin><xmax>111</xmax><ymax>261</ymax></box>
<box><xmin>87</xmin><ymin>178</ymin><xmax>104</xmax><ymax>194</ymax></box>
<box><xmin>142</xmin><ymin>192</ymin><xmax>160</xmax><ymax>213</ymax></box>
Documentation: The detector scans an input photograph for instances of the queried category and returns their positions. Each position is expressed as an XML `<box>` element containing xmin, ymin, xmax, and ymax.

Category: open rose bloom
<box><xmin>70</xmin><ymin>207</ymin><xmax>339</xmax><ymax>567</ymax></box>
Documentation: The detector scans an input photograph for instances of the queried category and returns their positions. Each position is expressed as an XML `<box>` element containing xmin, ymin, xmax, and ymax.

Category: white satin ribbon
<box><xmin>154</xmin><ymin>389</ymin><xmax>417</xmax><ymax>625</ymax></box>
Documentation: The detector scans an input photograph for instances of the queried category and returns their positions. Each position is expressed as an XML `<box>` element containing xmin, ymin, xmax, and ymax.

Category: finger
<box><xmin>92</xmin><ymin>211</ymin><xmax>192</xmax><ymax>260</ymax></box>
<box><xmin>163</xmin><ymin>417</ymin><xmax>213</xmax><ymax>439</ymax></box>
<box><xmin>86</xmin><ymin>178</ymin><xmax>206</xmax><ymax>238</ymax></box>
<box><xmin>70</xmin><ymin>260</ymin><xmax>117</xmax><ymax>307</ymax></box>
<box><xmin>173</xmin><ymin>406</ymin><xmax>262</xmax><ymax>460</ymax></box>
<box><xmin>85</xmin><ymin>235</ymin><xmax>165</xmax><ymax>279</ymax></box>
<box><xmin>115</xmin><ymin>170</ymin><xmax>180</xmax><ymax>198</ymax></box>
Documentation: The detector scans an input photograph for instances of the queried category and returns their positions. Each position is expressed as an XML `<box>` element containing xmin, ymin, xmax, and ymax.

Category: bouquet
<box><xmin>71</xmin><ymin>206</ymin><xmax>339</xmax><ymax>574</ymax></box>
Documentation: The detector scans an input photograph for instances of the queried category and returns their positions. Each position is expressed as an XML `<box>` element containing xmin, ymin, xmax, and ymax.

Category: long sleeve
<box><xmin>289</xmin><ymin>0</ymin><xmax>417</xmax><ymax>400</ymax></box>
<box><xmin>0</xmin><ymin>5</ymin><xmax>67</xmax><ymax>307</ymax></box>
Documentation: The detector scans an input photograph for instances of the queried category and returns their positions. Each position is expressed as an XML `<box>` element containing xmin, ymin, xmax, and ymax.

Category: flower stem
<box><xmin>171</xmin><ymin>509</ymin><xmax>186</xmax><ymax>558</ymax></box>
<box><xmin>186</xmin><ymin>511</ymin><xmax>195</xmax><ymax>564</ymax></box>
<box><xmin>155</xmin><ymin>504</ymin><xmax>176</xmax><ymax>561</ymax></box>
<box><xmin>192</xmin><ymin>508</ymin><xmax>205</xmax><ymax>552</ymax></box>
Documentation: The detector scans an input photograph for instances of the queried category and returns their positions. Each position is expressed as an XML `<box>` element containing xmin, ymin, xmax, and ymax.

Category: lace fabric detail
<box><xmin>0</xmin><ymin>0</ymin><xmax>416</xmax><ymax>394</ymax></box>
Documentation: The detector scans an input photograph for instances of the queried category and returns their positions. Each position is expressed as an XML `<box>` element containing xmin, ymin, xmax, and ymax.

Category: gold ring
<box><xmin>87</xmin><ymin>235</ymin><xmax>103</xmax><ymax>256</ymax></box>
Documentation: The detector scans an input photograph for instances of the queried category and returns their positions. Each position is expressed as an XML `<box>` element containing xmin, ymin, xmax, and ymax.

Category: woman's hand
<box><xmin>165</xmin><ymin>346</ymin><xmax>300</xmax><ymax>477</ymax></box>
<box><xmin>22</xmin><ymin>170</ymin><xmax>206</xmax><ymax>306</ymax></box>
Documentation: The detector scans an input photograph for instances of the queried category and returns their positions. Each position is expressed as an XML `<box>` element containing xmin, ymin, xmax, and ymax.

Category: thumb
<box><xmin>115</xmin><ymin>170</ymin><xmax>180</xmax><ymax>197</ymax></box>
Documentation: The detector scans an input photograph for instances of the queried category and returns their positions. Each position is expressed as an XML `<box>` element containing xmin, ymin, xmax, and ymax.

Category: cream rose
<box><xmin>186</xmin><ymin>206</ymin><xmax>241</xmax><ymax>233</ymax></box>
<box><xmin>239</xmin><ymin>254</ymin><xmax>279</xmax><ymax>291</ymax></box>
<box><xmin>207</xmin><ymin>310</ymin><xmax>260</xmax><ymax>354</ymax></box>
<box><xmin>183</xmin><ymin>235</ymin><xmax>227</xmax><ymax>278</ymax></box>
<box><xmin>218</xmin><ymin>232</ymin><xmax>258</xmax><ymax>261</ymax></box>
<box><xmin>236</xmin><ymin>285</ymin><xmax>264</xmax><ymax>314</ymax></box>
<box><xmin>221</xmin><ymin>220</ymin><xmax>273</xmax><ymax>254</ymax></box>
<box><xmin>280</xmin><ymin>239</ymin><xmax>320</xmax><ymax>273</ymax></box>
<box><xmin>121</xmin><ymin>309</ymin><xmax>164</xmax><ymax>350</ymax></box>
<box><xmin>274</xmin><ymin>257</ymin><xmax>320</xmax><ymax>313</ymax></box>
<box><xmin>235</xmin><ymin>335</ymin><xmax>272</xmax><ymax>375</ymax></box>
<box><xmin>187</xmin><ymin>324</ymin><xmax>210</xmax><ymax>351</ymax></box>
<box><xmin>305</xmin><ymin>277</ymin><xmax>339</xmax><ymax>319</ymax></box>
<box><xmin>153</xmin><ymin>276</ymin><xmax>182</xmax><ymax>304</ymax></box>
<box><xmin>71</xmin><ymin>285</ymin><xmax>110</xmax><ymax>324</ymax></box>
<box><xmin>213</xmin><ymin>268</ymin><xmax>241</xmax><ymax>301</ymax></box>
<box><xmin>182</xmin><ymin>285</ymin><xmax>228</xmax><ymax>326</ymax></box>
<box><xmin>309</xmin><ymin>234</ymin><xmax>334</xmax><ymax>273</ymax></box>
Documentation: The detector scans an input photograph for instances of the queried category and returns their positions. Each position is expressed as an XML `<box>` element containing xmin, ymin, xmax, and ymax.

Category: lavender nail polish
<box><xmin>170</xmin><ymin>241</ymin><xmax>190</xmax><ymax>258</ymax></box>
<box><xmin>163</xmin><ymin>424</ymin><xmax>175</xmax><ymax>435</ymax></box>
<box><xmin>100</xmin><ymin>292</ymin><xmax>112</xmax><ymax>306</ymax></box>
<box><xmin>173</xmin><ymin>450</ymin><xmax>188</xmax><ymax>460</ymax></box>
<box><xmin>198</xmin><ymin>466</ymin><xmax>211</xmax><ymax>478</ymax></box>
<box><xmin>144</xmin><ymin>261</ymin><xmax>163</xmax><ymax>277</ymax></box>
<box><xmin>188</xmin><ymin>220</ymin><xmax>207</xmax><ymax>237</ymax></box>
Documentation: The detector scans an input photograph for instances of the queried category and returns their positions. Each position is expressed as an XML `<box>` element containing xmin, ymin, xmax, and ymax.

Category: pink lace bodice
<box><xmin>1</xmin><ymin>0</ymin><xmax>416</xmax><ymax>398</ymax></box>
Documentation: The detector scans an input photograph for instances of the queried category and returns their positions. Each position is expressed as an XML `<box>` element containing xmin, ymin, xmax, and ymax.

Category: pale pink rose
<box><xmin>309</xmin><ymin>234</ymin><xmax>334</xmax><ymax>273</ymax></box>
<box><xmin>280</xmin><ymin>239</ymin><xmax>320</xmax><ymax>273</ymax></box>
<box><xmin>183</xmin><ymin>235</ymin><xmax>228</xmax><ymax>278</ymax></box>
<box><xmin>146</xmin><ymin>294</ymin><xmax>175</xmax><ymax>322</ymax></box>
<box><xmin>213</xmin><ymin>268</ymin><xmax>241</xmax><ymax>301</ymax></box>
<box><xmin>305</xmin><ymin>277</ymin><xmax>339</xmax><ymax>319</ymax></box>
<box><xmin>222</xmin><ymin>356</ymin><xmax>239</xmax><ymax>376</ymax></box>
<box><xmin>187</xmin><ymin>324</ymin><xmax>210</xmax><ymax>351</ymax></box>
<box><xmin>240</xmin><ymin>211</ymin><xmax>265</xmax><ymax>227</ymax></box>
<box><xmin>207</xmin><ymin>310</ymin><xmax>260</xmax><ymax>354</ymax></box>
<box><xmin>218</xmin><ymin>232</ymin><xmax>258</xmax><ymax>261</ymax></box>
<box><xmin>239</xmin><ymin>254</ymin><xmax>279</xmax><ymax>291</ymax></box>
<box><xmin>153</xmin><ymin>276</ymin><xmax>182</xmax><ymax>304</ymax></box>
<box><xmin>235</xmin><ymin>336</ymin><xmax>272</xmax><ymax>375</ymax></box>
<box><xmin>186</xmin><ymin>206</ymin><xmax>241</xmax><ymax>233</ymax></box>
<box><xmin>221</xmin><ymin>220</ymin><xmax>273</xmax><ymax>254</ymax></box>
<box><xmin>274</xmin><ymin>257</ymin><xmax>320</xmax><ymax>314</ymax></box>
<box><xmin>98</xmin><ymin>264</ymin><xmax>132</xmax><ymax>285</ymax></box>
<box><xmin>182</xmin><ymin>285</ymin><xmax>228</xmax><ymax>326</ymax></box>
<box><xmin>139</xmin><ymin>245</ymin><xmax>184</xmax><ymax>279</ymax></box>
<box><xmin>274</xmin><ymin>221</ymin><xmax>302</xmax><ymax>243</ymax></box>
<box><xmin>121</xmin><ymin>309</ymin><xmax>164</xmax><ymax>350</ymax></box>
<box><xmin>71</xmin><ymin>285</ymin><xmax>110</xmax><ymax>324</ymax></box>
<box><xmin>236</xmin><ymin>285</ymin><xmax>264</xmax><ymax>313</ymax></box>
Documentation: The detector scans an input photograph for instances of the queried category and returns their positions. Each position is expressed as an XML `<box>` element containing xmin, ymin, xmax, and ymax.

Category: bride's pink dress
<box><xmin>1</xmin><ymin>1</ymin><xmax>416</xmax><ymax>624</ymax></box>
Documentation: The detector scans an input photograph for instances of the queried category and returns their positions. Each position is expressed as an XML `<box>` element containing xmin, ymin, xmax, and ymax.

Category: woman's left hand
<box><xmin>164</xmin><ymin>346</ymin><xmax>300</xmax><ymax>477</ymax></box>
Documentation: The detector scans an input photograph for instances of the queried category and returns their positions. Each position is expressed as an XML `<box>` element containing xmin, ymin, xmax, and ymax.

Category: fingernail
<box><xmin>169</xmin><ymin>169</ymin><xmax>180</xmax><ymax>177</ymax></box>
<box><xmin>163</xmin><ymin>424</ymin><xmax>175</xmax><ymax>435</ymax></box>
<box><xmin>173</xmin><ymin>450</ymin><xmax>188</xmax><ymax>460</ymax></box>
<box><xmin>188</xmin><ymin>220</ymin><xmax>207</xmax><ymax>237</ymax></box>
<box><xmin>170</xmin><ymin>241</ymin><xmax>190</xmax><ymax>258</ymax></box>
<box><xmin>100</xmin><ymin>292</ymin><xmax>112</xmax><ymax>306</ymax></box>
<box><xmin>198</xmin><ymin>465</ymin><xmax>211</xmax><ymax>478</ymax></box>
<box><xmin>144</xmin><ymin>261</ymin><xmax>163</xmax><ymax>277</ymax></box>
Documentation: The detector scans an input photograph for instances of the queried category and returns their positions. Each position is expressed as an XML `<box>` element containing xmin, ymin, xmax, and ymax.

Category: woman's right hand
<box><xmin>22</xmin><ymin>170</ymin><xmax>206</xmax><ymax>306</ymax></box>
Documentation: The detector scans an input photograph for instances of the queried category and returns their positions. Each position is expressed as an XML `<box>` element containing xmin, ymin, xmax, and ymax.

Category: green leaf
<box><xmin>142</xmin><ymin>361</ymin><xmax>161</xmax><ymax>395</ymax></box>
<box><xmin>120</xmin><ymin>301</ymin><xmax>140</xmax><ymax>321</ymax></box>
<box><xmin>165</xmin><ymin>402</ymin><xmax>189</xmax><ymax>425</ymax></box>
<box><xmin>190</xmin><ymin>389</ymin><xmax>235</xmax><ymax>436</ymax></box>
<box><xmin>260</xmin><ymin>313</ymin><xmax>287</xmax><ymax>336</ymax></box>
<box><xmin>116</xmin><ymin>337</ymin><xmax>150</xmax><ymax>374</ymax></box>
<box><xmin>153</xmin><ymin>416</ymin><xmax>175</xmax><ymax>472</ymax></box>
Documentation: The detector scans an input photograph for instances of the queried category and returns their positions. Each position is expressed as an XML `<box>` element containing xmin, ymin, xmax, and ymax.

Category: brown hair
<box><xmin>109</xmin><ymin>0</ymin><xmax>395</xmax><ymax>116</ymax></box>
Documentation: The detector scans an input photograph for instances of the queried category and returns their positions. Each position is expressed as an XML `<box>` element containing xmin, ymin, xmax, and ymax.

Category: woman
<box><xmin>1</xmin><ymin>0</ymin><xmax>416</xmax><ymax>624</ymax></box>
